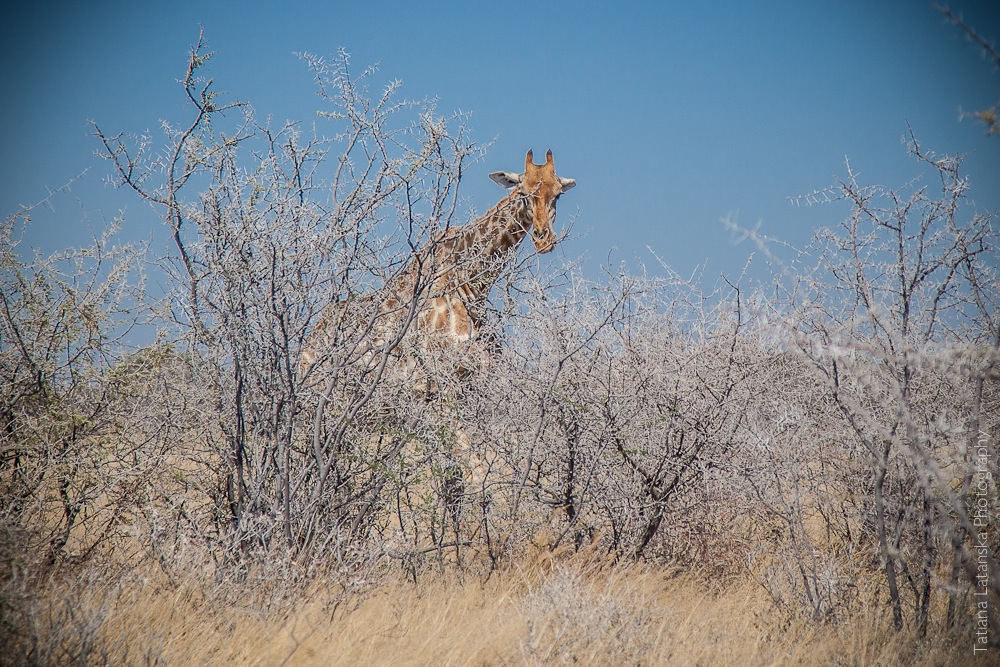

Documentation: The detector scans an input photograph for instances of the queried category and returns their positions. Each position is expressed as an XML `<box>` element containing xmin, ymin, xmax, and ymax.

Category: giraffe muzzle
<box><xmin>533</xmin><ymin>229</ymin><xmax>556</xmax><ymax>253</ymax></box>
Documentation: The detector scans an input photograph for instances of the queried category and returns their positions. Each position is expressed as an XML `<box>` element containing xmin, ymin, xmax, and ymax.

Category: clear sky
<box><xmin>2</xmin><ymin>0</ymin><xmax>998</xmax><ymax>282</ymax></box>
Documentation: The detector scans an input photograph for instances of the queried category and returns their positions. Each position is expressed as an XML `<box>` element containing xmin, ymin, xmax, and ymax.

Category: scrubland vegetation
<box><xmin>2</xmin><ymin>43</ymin><xmax>998</xmax><ymax>665</ymax></box>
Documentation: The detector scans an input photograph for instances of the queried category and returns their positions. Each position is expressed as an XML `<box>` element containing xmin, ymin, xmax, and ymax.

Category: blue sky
<box><xmin>3</xmin><ymin>0</ymin><xmax>998</xmax><ymax>281</ymax></box>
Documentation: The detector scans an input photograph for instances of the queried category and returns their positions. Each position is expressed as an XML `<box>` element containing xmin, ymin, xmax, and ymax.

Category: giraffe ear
<box><xmin>558</xmin><ymin>177</ymin><xmax>577</xmax><ymax>191</ymax></box>
<box><xmin>489</xmin><ymin>171</ymin><xmax>522</xmax><ymax>189</ymax></box>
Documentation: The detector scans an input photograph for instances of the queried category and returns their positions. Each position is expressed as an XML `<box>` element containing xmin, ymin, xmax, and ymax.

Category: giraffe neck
<box><xmin>480</xmin><ymin>190</ymin><xmax>533</xmax><ymax>256</ymax></box>
<box><xmin>402</xmin><ymin>191</ymin><xmax>533</xmax><ymax>341</ymax></box>
<box><xmin>447</xmin><ymin>191</ymin><xmax>532</xmax><ymax>298</ymax></box>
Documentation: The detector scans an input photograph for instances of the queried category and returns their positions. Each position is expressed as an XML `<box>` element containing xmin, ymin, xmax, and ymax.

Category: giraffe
<box><xmin>300</xmin><ymin>149</ymin><xmax>575</xmax><ymax>555</ymax></box>
<box><xmin>301</xmin><ymin>148</ymin><xmax>576</xmax><ymax>384</ymax></box>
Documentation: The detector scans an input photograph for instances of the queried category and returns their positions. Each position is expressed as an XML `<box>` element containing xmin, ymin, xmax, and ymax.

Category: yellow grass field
<box><xmin>13</xmin><ymin>553</ymin><xmax>983</xmax><ymax>667</ymax></box>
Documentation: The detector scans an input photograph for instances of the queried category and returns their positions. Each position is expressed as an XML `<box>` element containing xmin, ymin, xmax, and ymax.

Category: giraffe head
<box><xmin>489</xmin><ymin>149</ymin><xmax>576</xmax><ymax>253</ymax></box>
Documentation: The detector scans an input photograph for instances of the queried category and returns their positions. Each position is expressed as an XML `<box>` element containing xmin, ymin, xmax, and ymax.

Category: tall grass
<box><xmin>2</xmin><ymin>548</ymin><xmax>981</xmax><ymax>666</ymax></box>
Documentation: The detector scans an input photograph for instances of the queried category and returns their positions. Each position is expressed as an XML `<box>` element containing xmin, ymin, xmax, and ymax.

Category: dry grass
<box><xmin>9</xmin><ymin>552</ymin><xmax>983</xmax><ymax>667</ymax></box>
